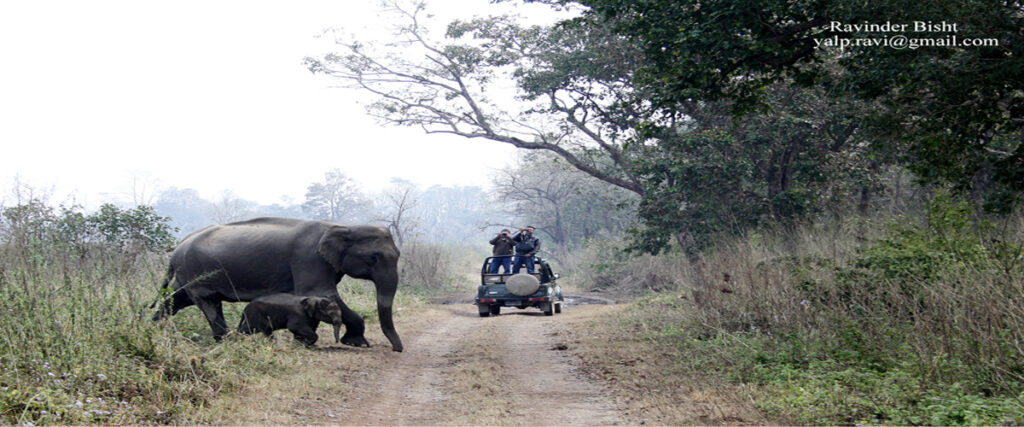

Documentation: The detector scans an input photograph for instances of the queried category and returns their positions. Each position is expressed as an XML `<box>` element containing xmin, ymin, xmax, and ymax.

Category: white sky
<box><xmin>0</xmin><ymin>0</ymin><xmax>564</xmax><ymax>208</ymax></box>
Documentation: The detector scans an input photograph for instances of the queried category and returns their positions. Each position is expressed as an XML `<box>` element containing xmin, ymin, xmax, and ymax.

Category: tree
<box><xmin>307</xmin><ymin>0</ymin><xmax>883</xmax><ymax>256</ymax></box>
<box><xmin>207</xmin><ymin>191</ymin><xmax>253</xmax><ymax>224</ymax></box>
<box><xmin>374</xmin><ymin>181</ymin><xmax>420</xmax><ymax>247</ymax></box>
<box><xmin>302</xmin><ymin>169</ymin><xmax>365</xmax><ymax>222</ymax></box>
<box><xmin>631</xmin><ymin>85</ymin><xmax>872</xmax><ymax>254</ymax></box>
<box><xmin>572</xmin><ymin>0</ymin><xmax>1024</xmax><ymax>207</ymax></box>
<box><xmin>1</xmin><ymin>199</ymin><xmax>177</xmax><ymax>277</ymax></box>
<box><xmin>305</xmin><ymin>0</ymin><xmax>648</xmax><ymax>195</ymax></box>
<box><xmin>155</xmin><ymin>187</ymin><xmax>212</xmax><ymax>237</ymax></box>
<box><xmin>415</xmin><ymin>185</ymin><xmax>495</xmax><ymax>244</ymax></box>
<box><xmin>492</xmin><ymin>151</ymin><xmax>636</xmax><ymax>257</ymax></box>
<box><xmin>89</xmin><ymin>204</ymin><xmax>177</xmax><ymax>254</ymax></box>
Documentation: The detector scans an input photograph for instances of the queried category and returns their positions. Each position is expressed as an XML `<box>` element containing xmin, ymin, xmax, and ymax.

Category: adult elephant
<box><xmin>152</xmin><ymin>217</ymin><xmax>403</xmax><ymax>352</ymax></box>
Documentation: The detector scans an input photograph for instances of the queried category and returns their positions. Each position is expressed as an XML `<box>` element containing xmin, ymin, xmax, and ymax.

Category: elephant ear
<box><xmin>317</xmin><ymin>225</ymin><xmax>351</xmax><ymax>272</ymax></box>
<box><xmin>300</xmin><ymin>297</ymin><xmax>317</xmax><ymax>320</ymax></box>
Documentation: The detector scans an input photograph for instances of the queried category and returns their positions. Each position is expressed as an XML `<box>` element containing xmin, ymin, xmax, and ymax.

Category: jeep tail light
<box><xmin>479</xmin><ymin>298</ymin><xmax>495</xmax><ymax>303</ymax></box>
<box><xmin>529</xmin><ymin>297</ymin><xmax>547</xmax><ymax>301</ymax></box>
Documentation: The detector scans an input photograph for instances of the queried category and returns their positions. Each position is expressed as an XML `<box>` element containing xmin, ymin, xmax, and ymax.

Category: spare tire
<box><xmin>506</xmin><ymin>273</ymin><xmax>540</xmax><ymax>296</ymax></box>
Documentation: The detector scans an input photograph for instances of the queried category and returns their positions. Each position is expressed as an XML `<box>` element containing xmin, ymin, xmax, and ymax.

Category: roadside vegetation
<box><xmin>319</xmin><ymin>0</ymin><xmax>1023</xmax><ymax>424</ymax></box>
<box><xmin>0</xmin><ymin>198</ymin><xmax>431</xmax><ymax>425</ymax></box>
<box><xmin>561</xmin><ymin>193</ymin><xmax>1024</xmax><ymax>425</ymax></box>
<box><xmin>3</xmin><ymin>0</ymin><xmax>1022</xmax><ymax>425</ymax></box>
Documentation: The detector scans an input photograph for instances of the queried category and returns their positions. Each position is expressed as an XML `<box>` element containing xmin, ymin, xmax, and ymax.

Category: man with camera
<box><xmin>511</xmin><ymin>226</ymin><xmax>541</xmax><ymax>274</ymax></box>
<box><xmin>488</xmin><ymin>229</ymin><xmax>515</xmax><ymax>274</ymax></box>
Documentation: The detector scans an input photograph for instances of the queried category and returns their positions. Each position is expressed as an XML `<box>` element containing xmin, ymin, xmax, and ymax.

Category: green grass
<box><xmin>609</xmin><ymin>196</ymin><xmax>1024</xmax><ymax>425</ymax></box>
<box><xmin>623</xmin><ymin>292</ymin><xmax>1024</xmax><ymax>425</ymax></box>
<box><xmin>0</xmin><ymin>257</ymin><xmax>294</xmax><ymax>424</ymax></box>
<box><xmin>0</xmin><ymin>257</ymin><xmax>431</xmax><ymax>425</ymax></box>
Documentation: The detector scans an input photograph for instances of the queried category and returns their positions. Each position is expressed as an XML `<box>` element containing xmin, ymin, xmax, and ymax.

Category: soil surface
<box><xmin>208</xmin><ymin>294</ymin><xmax>769</xmax><ymax>426</ymax></box>
<box><xmin>212</xmin><ymin>299</ymin><xmax>633</xmax><ymax>425</ymax></box>
<box><xmin>340</xmin><ymin>302</ymin><xmax>627</xmax><ymax>426</ymax></box>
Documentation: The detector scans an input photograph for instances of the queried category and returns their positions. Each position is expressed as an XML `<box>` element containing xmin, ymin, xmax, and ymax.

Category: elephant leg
<box><xmin>331</xmin><ymin>295</ymin><xmax>369</xmax><ymax>347</ymax></box>
<box><xmin>194</xmin><ymin>297</ymin><xmax>229</xmax><ymax>341</ymax></box>
<box><xmin>290</xmin><ymin>266</ymin><xmax>367</xmax><ymax>347</ymax></box>
<box><xmin>170</xmin><ymin>290</ymin><xmax>194</xmax><ymax>315</ymax></box>
<box><xmin>152</xmin><ymin>299</ymin><xmax>172</xmax><ymax>321</ymax></box>
<box><xmin>237</xmin><ymin>313</ymin><xmax>255</xmax><ymax>334</ymax></box>
<box><xmin>289</xmin><ymin>326</ymin><xmax>319</xmax><ymax>347</ymax></box>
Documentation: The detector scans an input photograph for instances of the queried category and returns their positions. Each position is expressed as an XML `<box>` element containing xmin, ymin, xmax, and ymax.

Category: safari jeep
<box><xmin>475</xmin><ymin>256</ymin><xmax>564</xmax><ymax>316</ymax></box>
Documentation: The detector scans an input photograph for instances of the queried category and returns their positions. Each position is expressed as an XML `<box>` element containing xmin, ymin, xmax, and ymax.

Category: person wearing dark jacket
<box><xmin>488</xmin><ymin>229</ymin><xmax>515</xmax><ymax>274</ymax></box>
<box><xmin>511</xmin><ymin>226</ymin><xmax>541</xmax><ymax>274</ymax></box>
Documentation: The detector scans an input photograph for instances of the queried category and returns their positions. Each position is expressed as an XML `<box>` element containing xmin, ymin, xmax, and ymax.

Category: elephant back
<box><xmin>506</xmin><ymin>273</ymin><xmax>540</xmax><ymax>296</ymax></box>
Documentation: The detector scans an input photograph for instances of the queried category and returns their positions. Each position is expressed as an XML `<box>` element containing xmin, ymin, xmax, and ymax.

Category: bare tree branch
<box><xmin>306</xmin><ymin>0</ymin><xmax>645</xmax><ymax>195</ymax></box>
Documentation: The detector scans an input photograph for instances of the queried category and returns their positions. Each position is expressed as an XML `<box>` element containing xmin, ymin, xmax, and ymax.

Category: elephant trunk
<box><xmin>333</xmin><ymin>322</ymin><xmax>341</xmax><ymax>344</ymax></box>
<box><xmin>375</xmin><ymin>270</ymin><xmax>403</xmax><ymax>352</ymax></box>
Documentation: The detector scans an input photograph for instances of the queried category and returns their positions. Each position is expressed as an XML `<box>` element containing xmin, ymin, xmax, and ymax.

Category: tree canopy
<box><xmin>309</xmin><ymin>0</ymin><xmax>1023</xmax><ymax>254</ymax></box>
<box><xmin>575</xmin><ymin>0</ymin><xmax>1024</xmax><ymax>207</ymax></box>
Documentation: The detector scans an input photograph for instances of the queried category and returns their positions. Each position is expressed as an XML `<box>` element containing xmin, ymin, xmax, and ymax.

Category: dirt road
<box><xmin>211</xmin><ymin>301</ymin><xmax>632</xmax><ymax>426</ymax></box>
<box><xmin>341</xmin><ymin>303</ymin><xmax>627</xmax><ymax>426</ymax></box>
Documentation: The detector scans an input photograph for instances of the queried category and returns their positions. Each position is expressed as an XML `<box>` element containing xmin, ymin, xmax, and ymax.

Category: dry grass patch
<box><xmin>442</xmin><ymin>317</ymin><xmax>518</xmax><ymax>424</ymax></box>
<box><xmin>561</xmin><ymin>302</ymin><xmax>771</xmax><ymax>425</ymax></box>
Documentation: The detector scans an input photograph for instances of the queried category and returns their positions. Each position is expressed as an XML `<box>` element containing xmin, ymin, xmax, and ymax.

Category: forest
<box><xmin>1</xmin><ymin>0</ymin><xmax>1022</xmax><ymax>424</ymax></box>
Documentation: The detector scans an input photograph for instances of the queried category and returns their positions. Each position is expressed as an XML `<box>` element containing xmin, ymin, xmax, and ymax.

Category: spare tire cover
<box><xmin>506</xmin><ymin>273</ymin><xmax>540</xmax><ymax>296</ymax></box>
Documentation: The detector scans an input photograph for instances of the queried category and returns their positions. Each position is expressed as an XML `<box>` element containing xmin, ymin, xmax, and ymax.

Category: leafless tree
<box><xmin>374</xmin><ymin>182</ymin><xmax>419</xmax><ymax>247</ymax></box>
<box><xmin>207</xmin><ymin>191</ymin><xmax>251</xmax><ymax>224</ymax></box>
<box><xmin>492</xmin><ymin>152</ymin><xmax>637</xmax><ymax>258</ymax></box>
<box><xmin>302</xmin><ymin>169</ymin><xmax>365</xmax><ymax>222</ymax></box>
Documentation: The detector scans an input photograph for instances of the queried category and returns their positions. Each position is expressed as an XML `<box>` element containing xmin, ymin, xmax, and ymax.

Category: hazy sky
<box><xmin>0</xmin><ymin>0</ymin><xmax>563</xmax><ymax>208</ymax></box>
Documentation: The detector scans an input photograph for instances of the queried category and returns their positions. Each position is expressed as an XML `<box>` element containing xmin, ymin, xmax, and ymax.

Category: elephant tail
<box><xmin>149</xmin><ymin>263</ymin><xmax>176</xmax><ymax>309</ymax></box>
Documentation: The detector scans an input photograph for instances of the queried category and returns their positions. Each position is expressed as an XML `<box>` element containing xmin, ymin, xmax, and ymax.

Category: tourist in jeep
<box><xmin>488</xmin><ymin>229</ymin><xmax>515</xmax><ymax>274</ymax></box>
<box><xmin>511</xmin><ymin>226</ymin><xmax>541</xmax><ymax>274</ymax></box>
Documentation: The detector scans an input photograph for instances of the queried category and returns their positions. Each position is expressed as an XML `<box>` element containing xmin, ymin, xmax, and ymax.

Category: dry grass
<box><xmin>442</xmin><ymin>317</ymin><xmax>518</xmax><ymax>424</ymax></box>
<box><xmin>560</xmin><ymin>198</ymin><xmax>1024</xmax><ymax>424</ymax></box>
<box><xmin>560</xmin><ymin>303</ymin><xmax>771</xmax><ymax>426</ymax></box>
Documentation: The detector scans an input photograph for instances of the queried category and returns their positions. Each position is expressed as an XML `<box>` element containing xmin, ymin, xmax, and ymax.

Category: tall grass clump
<box><xmin>0</xmin><ymin>200</ymin><xmax>294</xmax><ymax>425</ymax></box>
<box><xmin>705</xmin><ymin>194</ymin><xmax>1022</xmax><ymax>424</ymax></box>
<box><xmin>565</xmin><ymin>237</ymin><xmax>691</xmax><ymax>294</ymax></box>
<box><xmin>599</xmin><ymin>191</ymin><xmax>1024</xmax><ymax>424</ymax></box>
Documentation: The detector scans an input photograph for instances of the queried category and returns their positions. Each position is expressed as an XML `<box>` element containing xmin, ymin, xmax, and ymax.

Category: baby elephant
<box><xmin>237</xmin><ymin>294</ymin><xmax>344</xmax><ymax>346</ymax></box>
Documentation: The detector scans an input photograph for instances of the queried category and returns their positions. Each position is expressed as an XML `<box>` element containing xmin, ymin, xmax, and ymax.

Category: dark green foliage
<box><xmin>832</xmin><ymin>193</ymin><xmax>999</xmax><ymax>308</ymax></box>
<box><xmin>573</xmin><ymin>0</ymin><xmax>1024</xmax><ymax>205</ymax></box>
<box><xmin>89</xmin><ymin>204</ymin><xmax>177</xmax><ymax>253</ymax></box>
<box><xmin>631</xmin><ymin>129</ymin><xmax>761</xmax><ymax>253</ymax></box>
<box><xmin>628</xmin><ymin>87</ymin><xmax>869</xmax><ymax>254</ymax></box>
<box><xmin>579</xmin><ymin>0</ymin><xmax>830</xmax><ymax>111</ymax></box>
<box><xmin>1</xmin><ymin>201</ymin><xmax>176</xmax><ymax>257</ymax></box>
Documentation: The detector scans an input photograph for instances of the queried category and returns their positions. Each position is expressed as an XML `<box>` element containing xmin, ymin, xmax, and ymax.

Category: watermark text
<box><xmin>817</xmin><ymin>21</ymin><xmax>999</xmax><ymax>50</ymax></box>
